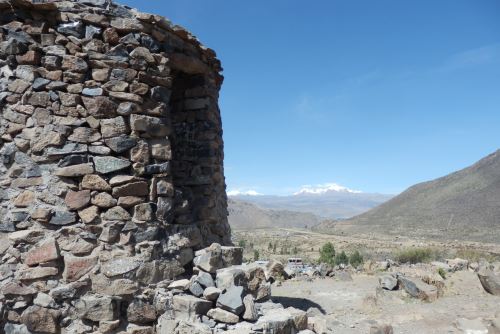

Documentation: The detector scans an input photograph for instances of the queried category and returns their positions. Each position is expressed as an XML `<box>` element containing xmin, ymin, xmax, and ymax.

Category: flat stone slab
<box><xmin>94</xmin><ymin>156</ymin><xmax>131</xmax><ymax>174</ymax></box>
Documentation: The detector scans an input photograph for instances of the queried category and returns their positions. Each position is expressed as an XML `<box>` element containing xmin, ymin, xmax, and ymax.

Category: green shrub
<box><xmin>238</xmin><ymin>239</ymin><xmax>246</xmax><ymax>248</ymax></box>
<box><xmin>254</xmin><ymin>250</ymin><xmax>260</xmax><ymax>261</ymax></box>
<box><xmin>335</xmin><ymin>250</ymin><xmax>349</xmax><ymax>266</ymax></box>
<box><xmin>319</xmin><ymin>242</ymin><xmax>336</xmax><ymax>266</ymax></box>
<box><xmin>396</xmin><ymin>248</ymin><xmax>433</xmax><ymax>264</ymax></box>
<box><xmin>349</xmin><ymin>250</ymin><xmax>364</xmax><ymax>268</ymax></box>
<box><xmin>437</xmin><ymin>267</ymin><xmax>446</xmax><ymax>279</ymax></box>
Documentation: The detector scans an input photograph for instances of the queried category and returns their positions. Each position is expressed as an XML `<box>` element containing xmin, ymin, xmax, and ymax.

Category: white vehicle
<box><xmin>286</xmin><ymin>258</ymin><xmax>304</xmax><ymax>269</ymax></box>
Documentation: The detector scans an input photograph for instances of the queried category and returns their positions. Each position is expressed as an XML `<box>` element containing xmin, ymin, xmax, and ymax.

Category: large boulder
<box><xmin>252</xmin><ymin>308</ymin><xmax>306</xmax><ymax>334</ymax></box>
<box><xmin>216</xmin><ymin>267</ymin><xmax>247</xmax><ymax>291</ymax></box>
<box><xmin>265</xmin><ymin>260</ymin><xmax>288</xmax><ymax>281</ymax></box>
<box><xmin>477</xmin><ymin>268</ymin><xmax>500</xmax><ymax>296</ymax></box>
<box><xmin>397</xmin><ymin>275</ymin><xmax>438</xmax><ymax>301</ymax></box>
<box><xmin>216</xmin><ymin>285</ymin><xmax>245</xmax><ymax>315</ymax></box>
<box><xmin>193</xmin><ymin>243</ymin><xmax>223</xmax><ymax>273</ymax></box>
<box><xmin>172</xmin><ymin>295</ymin><xmax>213</xmax><ymax>320</ymax></box>
<box><xmin>379</xmin><ymin>275</ymin><xmax>398</xmax><ymax>290</ymax></box>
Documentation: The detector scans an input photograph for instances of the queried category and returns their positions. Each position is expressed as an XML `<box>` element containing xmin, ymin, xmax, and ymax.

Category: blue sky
<box><xmin>120</xmin><ymin>0</ymin><xmax>500</xmax><ymax>195</ymax></box>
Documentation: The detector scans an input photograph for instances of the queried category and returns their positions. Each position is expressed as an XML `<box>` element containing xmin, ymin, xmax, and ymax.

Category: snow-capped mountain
<box><xmin>227</xmin><ymin>183</ymin><xmax>393</xmax><ymax>219</ymax></box>
<box><xmin>293</xmin><ymin>183</ymin><xmax>362</xmax><ymax>195</ymax></box>
<box><xmin>226</xmin><ymin>190</ymin><xmax>263</xmax><ymax>196</ymax></box>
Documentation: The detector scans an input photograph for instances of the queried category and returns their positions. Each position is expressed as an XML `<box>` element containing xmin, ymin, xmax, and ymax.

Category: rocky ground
<box><xmin>273</xmin><ymin>266</ymin><xmax>500</xmax><ymax>333</ymax></box>
<box><xmin>232</xmin><ymin>227</ymin><xmax>500</xmax><ymax>333</ymax></box>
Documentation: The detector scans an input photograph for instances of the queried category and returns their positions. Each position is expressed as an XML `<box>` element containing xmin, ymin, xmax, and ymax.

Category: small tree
<box><xmin>349</xmin><ymin>250</ymin><xmax>364</xmax><ymax>268</ymax></box>
<box><xmin>254</xmin><ymin>250</ymin><xmax>260</xmax><ymax>261</ymax></box>
<box><xmin>335</xmin><ymin>250</ymin><xmax>349</xmax><ymax>266</ymax></box>
<box><xmin>293</xmin><ymin>246</ymin><xmax>298</xmax><ymax>255</ymax></box>
<box><xmin>273</xmin><ymin>242</ymin><xmax>277</xmax><ymax>253</ymax></box>
<box><xmin>319</xmin><ymin>242</ymin><xmax>336</xmax><ymax>266</ymax></box>
<box><xmin>238</xmin><ymin>239</ymin><xmax>246</xmax><ymax>248</ymax></box>
<box><xmin>268</xmin><ymin>242</ymin><xmax>273</xmax><ymax>250</ymax></box>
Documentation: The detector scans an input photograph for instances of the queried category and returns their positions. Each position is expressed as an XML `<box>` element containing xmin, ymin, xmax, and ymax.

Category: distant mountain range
<box><xmin>317</xmin><ymin>150</ymin><xmax>500</xmax><ymax>243</ymax></box>
<box><xmin>227</xmin><ymin>198</ymin><xmax>323</xmax><ymax>230</ymax></box>
<box><xmin>229</xmin><ymin>184</ymin><xmax>393</xmax><ymax>219</ymax></box>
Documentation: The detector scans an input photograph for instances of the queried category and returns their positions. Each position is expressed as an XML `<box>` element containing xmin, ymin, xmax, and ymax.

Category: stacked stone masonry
<box><xmin>0</xmin><ymin>0</ymin><xmax>247</xmax><ymax>332</ymax></box>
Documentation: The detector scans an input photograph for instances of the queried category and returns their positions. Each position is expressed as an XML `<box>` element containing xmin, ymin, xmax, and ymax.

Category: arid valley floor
<box><xmin>234</xmin><ymin>228</ymin><xmax>500</xmax><ymax>333</ymax></box>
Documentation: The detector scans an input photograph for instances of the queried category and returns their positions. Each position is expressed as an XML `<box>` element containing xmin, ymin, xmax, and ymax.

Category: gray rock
<box><xmin>16</xmin><ymin>65</ymin><xmax>38</xmax><ymax>82</ymax></box>
<box><xmin>203</xmin><ymin>287</ymin><xmax>221</xmax><ymax>301</ymax></box>
<box><xmin>104</xmin><ymin>135</ymin><xmax>137</xmax><ymax>153</ymax></box>
<box><xmin>58</xmin><ymin>154</ymin><xmax>91</xmax><ymax>167</ymax></box>
<box><xmin>221</xmin><ymin>246</ymin><xmax>244</xmax><ymax>267</ymax></box>
<box><xmin>397</xmin><ymin>275</ymin><xmax>438</xmax><ymax>301</ymax></box>
<box><xmin>127</xmin><ymin>300</ymin><xmax>156</xmax><ymax>324</ymax></box>
<box><xmin>172</xmin><ymin>295</ymin><xmax>213</xmax><ymax>320</ymax></box>
<box><xmin>82</xmin><ymin>87</ymin><xmax>103</xmax><ymax>96</ymax></box>
<box><xmin>94</xmin><ymin>156</ymin><xmax>131</xmax><ymax>174</ymax></box>
<box><xmin>168</xmin><ymin>279</ymin><xmax>191</xmax><ymax>291</ymax></box>
<box><xmin>144</xmin><ymin>162</ymin><xmax>170</xmax><ymax>175</ymax></box>
<box><xmin>34</xmin><ymin>292</ymin><xmax>58</xmax><ymax>308</ymax></box>
<box><xmin>47</xmin><ymin>143</ymin><xmax>88</xmax><ymax>156</ymax></box>
<box><xmin>102</xmin><ymin>257</ymin><xmax>141</xmax><ymax>277</ymax></box>
<box><xmin>194</xmin><ymin>243</ymin><xmax>223</xmax><ymax>273</ymax></box>
<box><xmin>32</xmin><ymin>78</ymin><xmax>51</xmax><ymax>91</ymax></box>
<box><xmin>216</xmin><ymin>285</ymin><xmax>244</xmax><ymax>315</ymax></box>
<box><xmin>78</xmin><ymin>0</ymin><xmax>107</xmax><ymax>7</ymax></box>
<box><xmin>130</xmin><ymin>114</ymin><xmax>170</xmax><ymax>137</ymax></box>
<box><xmin>196</xmin><ymin>272</ymin><xmax>215</xmax><ymax>288</ymax></box>
<box><xmin>215</xmin><ymin>267</ymin><xmax>247</xmax><ymax>291</ymax></box>
<box><xmin>242</xmin><ymin>294</ymin><xmax>258</xmax><ymax>322</ymax></box>
<box><xmin>207</xmin><ymin>308</ymin><xmax>239</xmax><ymax>324</ymax></box>
<box><xmin>85</xmin><ymin>25</ymin><xmax>101</xmax><ymax>39</ymax></box>
<box><xmin>379</xmin><ymin>275</ymin><xmax>398</xmax><ymax>290</ymax></box>
<box><xmin>0</xmin><ymin>38</ymin><xmax>28</xmax><ymax>55</ymax></box>
<box><xmin>189</xmin><ymin>281</ymin><xmax>204</xmax><ymax>297</ymax></box>
<box><xmin>477</xmin><ymin>268</ymin><xmax>500</xmax><ymax>296</ymax></box>
<box><xmin>4</xmin><ymin>323</ymin><xmax>31</xmax><ymax>334</ymax></box>
<box><xmin>57</xmin><ymin>21</ymin><xmax>84</xmax><ymax>38</ymax></box>
<box><xmin>75</xmin><ymin>294</ymin><xmax>118</xmax><ymax>322</ymax></box>
<box><xmin>49</xmin><ymin>211</ymin><xmax>76</xmax><ymax>225</ymax></box>
<box><xmin>252</xmin><ymin>308</ymin><xmax>296</xmax><ymax>334</ymax></box>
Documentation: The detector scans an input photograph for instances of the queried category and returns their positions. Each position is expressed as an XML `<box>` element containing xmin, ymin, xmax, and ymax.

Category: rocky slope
<box><xmin>322</xmin><ymin>150</ymin><xmax>500</xmax><ymax>243</ymax></box>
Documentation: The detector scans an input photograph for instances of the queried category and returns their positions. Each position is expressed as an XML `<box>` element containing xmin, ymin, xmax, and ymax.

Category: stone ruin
<box><xmin>0</xmin><ymin>1</ymin><xmax>316</xmax><ymax>333</ymax></box>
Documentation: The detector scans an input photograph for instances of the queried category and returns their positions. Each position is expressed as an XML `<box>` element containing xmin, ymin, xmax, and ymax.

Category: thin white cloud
<box><xmin>439</xmin><ymin>44</ymin><xmax>500</xmax><ymax>72</ymax></box>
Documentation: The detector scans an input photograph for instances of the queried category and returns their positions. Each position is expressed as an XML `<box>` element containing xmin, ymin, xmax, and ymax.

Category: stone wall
<box><xmin>0</xmin><ymin>0</ymin><xmax>232</xmax><ymax>331</ymax></box>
